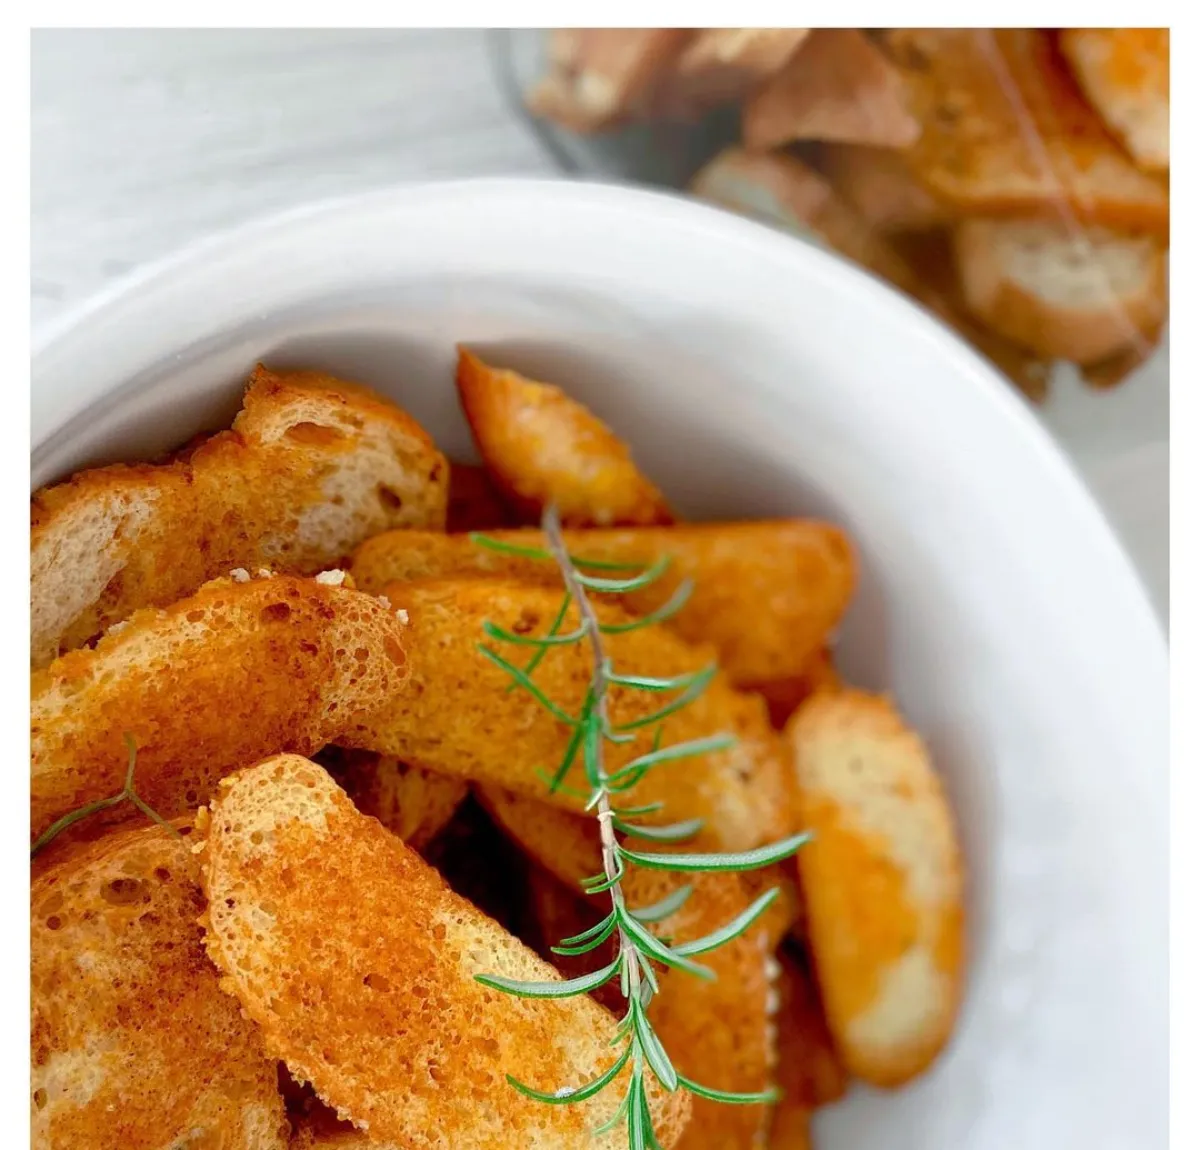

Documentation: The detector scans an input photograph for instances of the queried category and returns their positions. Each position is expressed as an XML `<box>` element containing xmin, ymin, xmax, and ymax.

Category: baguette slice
<box><xmin>30</xmin><ymin>363</ymin><xmax>447</xmax><ymax>669</ymax></box>
<box><xmin>351</xmin><ymin>521</ymin><xmax>856</xmax><ymax>686</ymax></box>
<box><xmin>456</xmin><ymin>347</ymin><xmax>673</xmax><ymax>527</ymax></box>
<box><xmin>31</xmin><ymin>820</ymin><xmax>287</xmax><ymax>1150</ymax></box>
<box><xmin>656</xmin><ymin>28</ymin><xmax>811</xmax><ymax>115</ymax></box>
<box><xmin>883</xmin><ymin>28</ymin><xmax>1169</xmax><ymax>235</ymax></box>
<box><xmin>528</xmin><ymin>28</ymin><xmax>693</xmax><ymax>131</ymax></box>
<box><xmin>31</xmin><ymin>574</ymin><xmax>410</xmax><ymax>848</ymax></box>
<box><xmin>744</xmin><ymin>29</ymin><xmax>920</xmax><ymax>151</ymax></box>
<box><xmin>373</xmin><ymin>577</ymin><xmax>796</xmax><ymax>852</ymax></box>
<box><xmin>953</xmin><ymin>217</ymin><xmax>1167</xmax><ymax>364</ymax></box>
<box><xmin>318</xmin><ymin>747</ymin><xmax>468</xmax><ymax>851</ymax></box>
<box><xmin>197</xmin><ymin>756</ymin><xmax>691</xmax><ymax>1148</ymax></box>
<box><xmin>786</xmin><ymin>690</ymin><xmax>966</xmax><ymax>1087</ymax></box>
<box><xmin>691</xmin><ymin>147</ymin><xmax>1053</xmax><ymax>402</ymax></box>
<box><xmin>1060</xmin><ymin>28</ymin><xmax>1169</xmax><ymax>173</ymax></box>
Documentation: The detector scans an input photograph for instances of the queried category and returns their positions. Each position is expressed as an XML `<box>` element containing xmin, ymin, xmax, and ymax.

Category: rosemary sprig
<box><xmin>473</xmin><ymin>505</ymin><xmax>807</xmax><ymax>1147</ymax></box>
<box><xmin>31</xmin><ymin>733</ymin><xmax>180</xmax><ymax>856</ymax></box>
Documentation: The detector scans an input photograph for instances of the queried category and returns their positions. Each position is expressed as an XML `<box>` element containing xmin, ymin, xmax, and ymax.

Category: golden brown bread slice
<box><xmin>953</xmin><ymin>217</ymin><xmax>1167</xmax><ymax>364</ymax></box>
<box><xmin>748</xmin><ymin>645</ymin><xmax>843</xmax><ymax>731</ymax></box>
<box><xmin>351</xmin><ymin>521</ymin><xmax>856</xmax><ymax>686</ymax></box>
<box><xmin>786</xmin><ymin>690</ymin><xmax>966</xmax><ymax>1087</ymax></box>
<box><xmin>197</xmin><ymin>756</ymin><xmax>691</xmax><ymax>1148</ymax></box>
<box><xmin>691</xmin><ymin>147</ymin><xmax>1053</xmax><ymax>402</ymax></box>
<box><xmin>317</xmin><ymin>747</ymin><xmax>468</xmax><ymax>851</ymax></box>
<box><xmin>30</xmin><ymin>363</ymin><xmax>448</xmax><ymax>669</ymax></box>
<box><xmin>883</xmin><ymin>29</ymin><xmax>1169</xmax><ymax>235</ymax></box>
<box><xmin>1060</xmin><ymin>28</ymin><xmax>1169</xmax><ymax>173</ymax></box>
<box><xmin>528</xmin><ymin>28</ymin><xmax>694</xmax><ymax>131</ymax></box>
<box><xmin>819</xmin><ymin>143</ymin><xmax>954</xmax><ymax>232</ymax></box>
<box><xmin>744</xmin><ymin>28</ymin><xmax>920</xmax><ymax>150</ymax></box>
<box><xmin>30</xmin><ymin>574</ymin><xmax>410</xmax><ymax>848</ymax></box>
<box><xmin>655</xmin><ymin>28</ymin><xmax>811</xmax><ymax>115</ymax></box>
<box><xmin>455</xmin><ymin>348</ymin><xmax>673</xmax><ymax>527</ymax></box>
<box><xmin>31</xmin><ymin>819</ymin><xmax>287</xmax><ymax>1150</ymax></box>
<box><xmin>373</xmin><ymin>577</ymin><xmax>796</xmax><ymax>851</ymax></box>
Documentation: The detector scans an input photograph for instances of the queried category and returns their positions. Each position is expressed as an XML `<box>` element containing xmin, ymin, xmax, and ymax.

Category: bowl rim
<box><xmin>28</xmin><ymin>175</ymin><xmax>1165</xmax><ymax>651</ymax></box>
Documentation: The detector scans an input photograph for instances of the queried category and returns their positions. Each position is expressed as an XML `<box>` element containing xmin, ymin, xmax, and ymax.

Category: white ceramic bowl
<box><xmin>31</xmin><ymin>179</ymin><xmax>1167</xmax><ymax>1150</ymax></box>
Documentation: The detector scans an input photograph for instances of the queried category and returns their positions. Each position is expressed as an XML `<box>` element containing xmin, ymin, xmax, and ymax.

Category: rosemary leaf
<box><xmin>611</xmin><ymin>816</ymin><xmax>705</xmax><ymax>843</ymax></box>
<box><xmin>612</xmin><ymin>665</ymin><xmax>719</xmax><ymax>732</ymax></box>
<box><xmin>610</xmin><ymin>801</ymin><xmax>665</xmax><ymax>818</ymax></box>
<box><xmin>468</xmin><ymin>533</ymin><xmax>552</xmax><ymax>561</ymax></box>
<box><xmin>619</xmin><ymin>910</ymin><xmax>715</xmax><ymax>981</ymax></box>
<box><xmin>628</xmin><ymin>884</ymin><xmax>693</xmax><ymax>924</ymax></box>
<box><xmin>477</xmin><ymin>643</ymin><xmax>579</xmax><ymax>726</ymax></box>
<box><xmin>552</xmin><ymin>913</ymin><xmax>619</xmax><ymax>956</ymax></box>
<box><xmin>30</xmin><ymin>793</ymin><xmax>126</xmax><ymax>857</ymax></box>
<box><xmin>608</xmin><ymin>734</ymin><xmax>735</xmax><ymax>787</ymax></box>
<box><xmin>506</xmin><ymin>1045</ymin><xmax>631</xmax><ymax>1105</ymax></box>
<box><xmin>574</xmin><ymin>554</ymin><xmax>672</xmax><ymax>594</ymax></box>
<box><xmin>605</xmin><ymin>667</ymin><xmax>713</xmax><ymax>693</ymax></box>
<box><xmin>483</xmin><ymin>618</ymin><xmax>587</xmax><ymax>648</ymax></box>
<box><xmin>633</xmin><ymin>999</ymin><xmax>678</xmax><ymax>1091</ymax></box>
<box><xmin>556</xmin><ymin>910</ymin><xmax>618</xmax><ymax>948</ymax></box>
<box><xmin>597</xmin><ymin>578</ymin><xmax>695</xmax><ymax>635</ymax></box>
<box><xmin>619</xmin><ymin>832</ymin><xmax>811</xmax><ymax>873</ymax></box>
<box><xmin>580</xmin><ymin>854</ymin><xmax>625</xmax><ymax>895</ymax></box>
<box><xmin>678</xmin><ymin>1073</ymin><xmax>782</xmax><ymax>1105</ymax></box>
<box><xmin>475</xmin><ymin>955</ymin><xmax>620</xmax><ymax>999</ymax></box>
<box><xmin>593</xmin><ymin>1083</ymin><xmax>634</xmax><ymax>1137</ymax></box>
<box><xmin>673</xmin><ymin>888</ymin><xmax>779</xmax><ymax>957</ymax></box>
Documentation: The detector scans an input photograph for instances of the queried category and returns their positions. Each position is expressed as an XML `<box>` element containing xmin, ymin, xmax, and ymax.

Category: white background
<box><xmin>30</xmin><ymin>28</ymin><xmax>1169</xmax><ymax>620</ymax></box>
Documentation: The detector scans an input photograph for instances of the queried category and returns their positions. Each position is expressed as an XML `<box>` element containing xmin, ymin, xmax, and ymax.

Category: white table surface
<box><xmin>31</xmin><ymin>29</ymin><xmax>1169</xmax><ymax>622</ymax></box>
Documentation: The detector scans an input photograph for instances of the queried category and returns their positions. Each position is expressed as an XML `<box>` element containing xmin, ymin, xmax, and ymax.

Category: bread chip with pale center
<box><xmin>786</xmin><ymin>689</ymin><xmax>966</xmax><ymax>1087</ymax></box>
<box><xmin>30</xmin><ymin>363</ymin><xmax>447</xmax><ymax>669</ymax></box>
<box><xmin>196</xmin><ymin>756</ymin><xmax>691</xmax><ymax>1148</ymax></box>
<box><xmin>31</xmin><ymin>820</ymin><xmax>287</xmax><ymax>1150</ymax></box>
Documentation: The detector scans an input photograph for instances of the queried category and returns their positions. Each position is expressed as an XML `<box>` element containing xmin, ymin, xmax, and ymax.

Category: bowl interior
<box><xmin>31</xmin><ymin>180</ymin><xmax>1167</xmax><ymax>1149</ymax></box>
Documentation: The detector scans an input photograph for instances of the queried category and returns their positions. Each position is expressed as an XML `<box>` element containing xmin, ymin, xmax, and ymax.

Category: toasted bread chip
<box><xmin>478</xmin><ymin>785</ymin><xmax>801</xmax><ymax>951</ymax></box>
<box><xmin>1061</xmin><ymin>28</ymin><xmax>1169</xmax><ymax>173</ymax></box>
<box><xmin>375</xmin><ymin>577</ymin><xmax>795</xmax><ymax>852</ymax></box>
<box><xmin>953</xmin><ymin>217</ymin><xmax>1167</xmax><ymax>364</ymax></box>
<box><xmin>773</xmin><ymin>944</ymin><xmax>848</xmax><ymax>1120</ymax></box>
<box><xmin>744</xmin><ymin>29</ymin><xmax>920</xmax><ymax>150</ymax></box>
<box><xmin>528</xmin><ymin>28</ymin><xmax>693</xmax><ymax>131</ymax></box>
<box><xmin>318</xmin><ymin>747</ymin><xmax>468</xmax><ymax>851</ymax></box>
<box><xmin>447</xmin><ymin>461</ymin><xmax>518</xmax><ymax>532</ymax></box>
<box><xmin>31</xmin><ymin>820</ymin><xmax>287</xmax><ymax>1150</ymax></box>
<box><xmin>691</xmin><ymin>148</ymin><xmax>1052</xmax><ymax>401</ymax></box>
<box><xmin>30</xmin><ymin>575</ymin><xmax>410</xmax><ymax>847</ymax></box>
<box><xmin>352</xmin><ymin>522</ymin><xmax>855</xmax><ymax>686</ymax></box>
<box><xmin>820</xmin><ymin>143</ymin><xmax>954</xmax><ymax>232</ymax></box>
<box><xmin>656</xmin><ymin>28</ymin><xmax>811</xmax><ymax>115</ymax></box>
<box><xmin>786</xmin><ymin>690</ymin><xmax>966</xmax><ymax>1087</ymax></box>
<box><xmin>883</xmin><ymin>29</ymin><xmax>1169</xmax><ymax>235</ymax></box>
<box><xmin>197</xmin><ymin>756</ymin><xmax>691</xmax><ymax>1148</ymax></box>
<box><xmin>30</xmin><ymin>364</ymin><xmax>448</xmax><ymax>669</ymax></box>
<box><xmin>455</xmin><ymin>348</ymin><xmax>673</xmax><ymax>527</ymax></box>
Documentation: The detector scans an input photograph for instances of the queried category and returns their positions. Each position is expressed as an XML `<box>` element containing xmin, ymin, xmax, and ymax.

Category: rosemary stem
<box><xmin>540</xmin><ymin>505</ymin><xmax>643</xmax><ymax>1006</ymax></box>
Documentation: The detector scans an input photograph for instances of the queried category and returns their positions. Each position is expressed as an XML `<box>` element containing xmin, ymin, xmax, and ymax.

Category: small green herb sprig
<box><xmin>471</xmin><ymin>505</ymin><xmax>808</xmax><ymax>1149</ymax></box>
<box><xmin>31</xmin><ymin>734</ymin><xmax>179</xmax><ymax>857</ymax></box>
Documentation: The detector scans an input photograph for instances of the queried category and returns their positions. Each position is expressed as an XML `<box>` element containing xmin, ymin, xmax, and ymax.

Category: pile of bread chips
<box><xmin>31</xmin><ymin>352</ymin><xmax>966</xmax><ymax>1148</ymax></box>
<box><xmin>530</xmin><ymin>28</ymin><xmax>1170</xmax><ymax>400</ymax></box>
